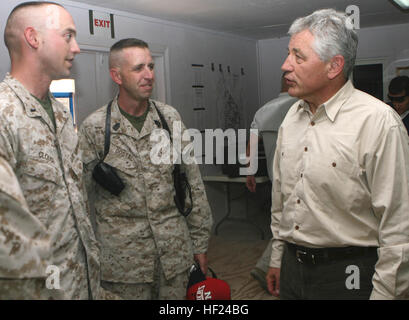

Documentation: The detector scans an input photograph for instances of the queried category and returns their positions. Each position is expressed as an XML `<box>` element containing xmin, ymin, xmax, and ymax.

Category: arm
<box><xmin>178</xmin><ymin>117</ymin><xmax>213</xmax><ymax>275</ymax></box>
<box><xmin>78</xmin><ymin>124</ymin><xmax>100</xmax><ymax>234</ymax></box>
<box><xmin>267</xmin><ymin>127</ymin><xmax>285</xmax><ymax>296</ymax></box>
<box><xmin>0</xmin><ymin>113</ymin><xmax>55</xmax><ymax>298</ymax></box>
<box><xmin>0</xmin><ymin>156</ymin><xmax>52</xmax><ymax>299</ymax></box>
<box><xmin>366</xmin><ymin>124</ymin><xmax>409</xmax><ymax>299</ymax></box>
<box><xmin>245</xmin><ymin>133</ymin><xmax>261</xmax><ymax>193</ymax></box>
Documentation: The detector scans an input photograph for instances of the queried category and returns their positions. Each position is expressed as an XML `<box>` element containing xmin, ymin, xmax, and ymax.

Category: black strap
<box><xmin>152</xmin><ymin>101</ymin><xmax>172</xmax><ymax>141</ymax></box>
<box><xmin>152</xmin><ymin>100</ymin><xmax>193</xmax><ymax>217</ymax></box>
<box><xmin>152</xmin><ymin>100</ymin><xmax>183</xmax><ymax>165</ymax></box>
<box><xmin>102</xmin><ymin>100</ymin><xmax>113</xmax><ymax>161</ymax></box>
<box><xmin>208</xmin><ymin>266</ymin><xmax>217</xmax><ymax>279</ymax></box>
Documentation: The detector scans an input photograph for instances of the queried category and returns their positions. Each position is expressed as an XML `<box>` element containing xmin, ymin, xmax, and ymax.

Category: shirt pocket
<box><xmin>96</xmin><ymin>148</ymin><xmax>144</xmax><ymax>216</ymax></box>
<box><xmin>103</xmin><ymin>147</ymin><xmax>138</xmax><ymax>177</ymax></box>
<box><xmin>19</xmin><ymin>159</ymin><xmax>63</xmax><ymax>225</ymax></box>
<box><xmin>304</xmin><ymin>156</ymin><xmax>361</xmax><ymax>212</ymax></box>
<box><xmin>153</xmin><ymin>162</ymin><xmax>175</xmax><ymax>210</ymax></box>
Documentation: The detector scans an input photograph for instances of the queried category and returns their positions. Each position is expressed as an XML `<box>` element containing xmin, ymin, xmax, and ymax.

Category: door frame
<box><xmin>353</xmin><ymin>57</ymin><xmax>387</xmax><ymax>101</ymax></box>
<box><xmin>78</xmin><ymin>43</ymin><xmax>171</xmax><ymax>104</ymax></box>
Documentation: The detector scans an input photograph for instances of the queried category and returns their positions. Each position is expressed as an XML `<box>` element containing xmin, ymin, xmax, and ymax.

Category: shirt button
<box><xmin>311</xmin><ymin>121</ymin><xmax>315</xmax><ymax>126</ymax></box>
<box><xmin>297</xmin><ymin>199</ymin><xmax>301</xmax><ymax>204</ymax></box>
<box><xmin>332</xmin><ymin>162</ymin><xmax>336</xmax><ymax>167</ymax></box>
<box><xmin>304</xmin><ymin>147</ymin><xmax>308</xmax><ymax>152</ymax></box>
<box><xmin>295</xmin><ymin>226</ymin><xmax>300</xmax><ymax>230</ymax></box>
<box><xmin>300</xmin><ymin>173</ymin><xmax>303</xmax><ymax>178</ymax></box>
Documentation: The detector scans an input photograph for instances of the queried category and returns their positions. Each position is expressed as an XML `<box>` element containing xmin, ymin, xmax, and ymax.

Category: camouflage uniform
<box><xmin>0</xmin><ymin>74</ymin><xmax>101</xmax><ymax>299</ymax></box>
<box><xmin>0</xmin><ymin>157</ymin><xmax>55</xmax><ymax>299</ymax></box>
<box><xmin>79</xmin><ymin>97</ymin><xmax>213</xmax><ymax>299</ymax></box>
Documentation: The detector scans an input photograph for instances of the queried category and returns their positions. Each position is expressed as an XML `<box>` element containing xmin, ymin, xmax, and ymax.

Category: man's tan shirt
<box><xmin>270</xmin><ymin>80</ymin><xmax>409</xmax><ymax>299</ymax></box>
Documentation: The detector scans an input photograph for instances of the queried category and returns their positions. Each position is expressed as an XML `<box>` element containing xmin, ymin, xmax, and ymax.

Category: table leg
<box><xmin>215</xmin><ymin>182</ymin><xmax>231</xmax><ymax>235</ymax></box>
<box><xmin>214</xmin><ymin>182</ymin><xmax>265</xmax><ymax>239</ymax></box>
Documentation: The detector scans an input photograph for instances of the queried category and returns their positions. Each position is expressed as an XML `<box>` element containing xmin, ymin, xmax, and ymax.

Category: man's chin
<box><xmin>53</xmin><ymin>70</ymin><xmax>71</xmax><ymax>81</ymax></box>
<box><xmin>287</xmin><ymin>87</ymin><xmax>300</xmax><ymax>98</ymax></box>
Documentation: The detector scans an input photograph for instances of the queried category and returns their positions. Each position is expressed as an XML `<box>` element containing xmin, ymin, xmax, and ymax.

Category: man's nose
<box><xmin>281</xmin><ymin>55</ymin><xmax>293</xmax><ymax>72</ymax></box>
<box><xmin>71</xmin><ymin>38</ymin><xmax>80</xmax><ymax>55</ymax></box>
<box><xmin>144</xmin><ymin>67</ymin><xmax>154</xmax><ymax>79</ymax></box>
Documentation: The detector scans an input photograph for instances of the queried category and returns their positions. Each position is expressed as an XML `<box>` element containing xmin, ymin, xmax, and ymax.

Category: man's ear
<box><xmin>110</xmin><ymin>68</ymin><xmax>122</xmax><ymax>85</ymax></box>
<box><xmin>23</xmin><ymin>27</ymin><xmax>40</xmax><ymax>49</ymax></box>
<box><xmin>327</xmin><ymin>55</ymin><xmax>345</xmax><ymax>80</ymax></box>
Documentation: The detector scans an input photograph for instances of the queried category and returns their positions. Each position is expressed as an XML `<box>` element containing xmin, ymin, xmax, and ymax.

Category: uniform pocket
<box><xmin>19</xmin><ymin>159</ymin><xmax>62</xmax><ymax>225</ymax></box>
<box><xmin>21</xmin><ymin>159</ymin><xmax>62</xmax><ymax>185</ymax></box>
<box><xmin>103</xmin><ymin>147</ymin><xmax>137</xmax><ymax>177</ymax></box>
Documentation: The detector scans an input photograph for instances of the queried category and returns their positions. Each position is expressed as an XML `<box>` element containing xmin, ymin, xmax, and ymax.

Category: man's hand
<box><xmin>266</xmin><ymin>267</ymin><xmax>280</xmax><ymax>297</ymax></box>
<box><xmin>194</xmin><ymin>253</ymin><xmax>208</xmax><ymax>275</ymax></box>
<box><xmin>246</xmin><ymin>175</ymin><xmax>256</xmax><ymax>193</ymax></box>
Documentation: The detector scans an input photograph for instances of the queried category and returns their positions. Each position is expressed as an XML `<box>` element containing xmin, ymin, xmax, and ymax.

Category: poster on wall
<box><xmin>53</xmin><ymin>92</ymin><xmax>76</xmax><ymax>128</ymax></box>
<box><xmin>397</xmin><ymin>66</ymin><xmax>409</xmax><ymax>77</ymax></box>
<box><xmin>192</xmin><ymin>64</ymin><xmax>206</xmax><ymax>131</ymax></box>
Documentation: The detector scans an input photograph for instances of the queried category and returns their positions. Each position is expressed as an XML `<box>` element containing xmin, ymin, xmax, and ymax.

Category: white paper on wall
<box><xmin>89</xmin><ymin>10</ymin><xmax>115</xmax><ymax>39</ymax></box>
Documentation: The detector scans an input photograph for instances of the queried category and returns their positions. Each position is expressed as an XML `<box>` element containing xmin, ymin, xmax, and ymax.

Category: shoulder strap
<box><xmin>152</xmin><ymin>100</ymin><xmax>172</xmax><ymax>142</ymax></box>
<box><xmin>102</xmin><ymin>100</ymin><xmax>113</xmax><ymax>161</ymax></box>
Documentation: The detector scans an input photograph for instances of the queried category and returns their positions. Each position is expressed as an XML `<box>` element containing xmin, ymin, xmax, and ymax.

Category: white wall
<box><xmin>0</xmin><ymin>0</ymin><xmax>262</xmax><ymax>228</ymax></box>
<box><xmin>257</xmin><ymin>22</ymin><xmax>409</xmax><ymax>107</ymax></box>
<box><xmin>0</xmin><ymin>0</ymin><xmax>259</xmax><ymax>130</ymax></box>
<box><xmin>0</xmin><ymin>0</ymin><xmax>19</xmax><ymax>78</ymax></box>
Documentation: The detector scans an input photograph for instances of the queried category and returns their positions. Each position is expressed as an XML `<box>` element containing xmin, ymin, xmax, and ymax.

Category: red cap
<box><xmin>186</xmin><ymin>278</ymin><xmax>231</xmax><ymax>300</ymax></box>
<box><xmin>186</xmin><ymin>264</ymin><xmax>231</xmax><ymax>300</ymax></box>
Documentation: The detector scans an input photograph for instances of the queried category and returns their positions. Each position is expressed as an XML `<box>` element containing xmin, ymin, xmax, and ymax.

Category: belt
<box><xmin>286</xmin><ymin>242</ymin><xmax>378</xmax><ymax>265</ymax></box>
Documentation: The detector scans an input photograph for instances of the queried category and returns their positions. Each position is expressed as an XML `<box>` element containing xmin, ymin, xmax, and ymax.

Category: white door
<box><xmin>70</xmin><ymin>50</ymin><xmax>116</xmax><ymax>127</ymax></box>
<box><xmin>70</xmin><ymin>48</ymin><xmax>168</xmax><ymax>127</ymax></box>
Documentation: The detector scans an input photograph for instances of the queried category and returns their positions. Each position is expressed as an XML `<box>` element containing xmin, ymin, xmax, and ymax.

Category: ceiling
<box><xmin>69</xmin><ymin>0</ymin><xmax>409</xmax><ymax>39</ymax></box>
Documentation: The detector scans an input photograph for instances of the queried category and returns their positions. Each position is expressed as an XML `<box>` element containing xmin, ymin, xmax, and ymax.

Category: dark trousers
<box><xmin>280</xmin><ymin>243</ymin><xmax>378</xmax><ymax>300</ymax></box>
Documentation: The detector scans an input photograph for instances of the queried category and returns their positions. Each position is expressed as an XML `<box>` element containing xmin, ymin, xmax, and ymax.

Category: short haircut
<box><xmin>109</xmin><ymin>38</ymin><xmax>149</xmax><ymax>69</ymax></box>
<box><xmin>389</xmin><ymin>76</ymin><xmax>409</xmax><ymax>96</ymax></box>
<box><xmin>4</xmin><ymin>1</ymin><xmax>64</xmax><ymax>51</ymax></box>
<box><xmin>288</xmin><ymin>8</ymin><xmax>358</xmax><ymax>79</ymax></box>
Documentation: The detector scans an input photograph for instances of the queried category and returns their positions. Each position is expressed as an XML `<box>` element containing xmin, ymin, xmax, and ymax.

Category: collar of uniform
<box><xmin>138</xmin><ymin>99</ymin><xmax>164</xmax><ymax>140</ymax></box>
<box><xmin>4</xmin><ymin>73</ymin><xmax>46</xmax><ymax>119</ymax></box>
<box><xmin>2</xmin><ymin>73</ymin><xmax>70</xmax><ymax>133</ymax></box>
<box><xmin>110</xmin><ymin>95</ymin><xmax>135</xmax><ymax>138</ymax></box>
<box><xmin>110</xmin><ymin>96</ymin><xmax>159</xmax><ymax>140</ymax></box>
<box><xmin>296</xmin><ymin>80</ymin><xmax>354</xmax><ymax>122</ymax></box>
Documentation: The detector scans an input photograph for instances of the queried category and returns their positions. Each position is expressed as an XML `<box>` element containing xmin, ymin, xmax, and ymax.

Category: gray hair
<box><xmin>288</xmin><ymin>8</ymin><xmax>358</xmax><ymax>79</ymax></box>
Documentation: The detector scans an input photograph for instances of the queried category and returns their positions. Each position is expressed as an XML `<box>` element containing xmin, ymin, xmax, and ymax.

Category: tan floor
<box><xmin>207</xmin><ymin>235</ymin><xmax>278</xmax><ymax>300</ymax></box>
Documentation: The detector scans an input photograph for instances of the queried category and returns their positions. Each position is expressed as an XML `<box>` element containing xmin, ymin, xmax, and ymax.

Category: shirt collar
<box><xmin>400</xmin><ymin>110</ymin><xmax>409</xmax><ymax>120</ymax></box>
<box><xmin>3</xmin><ymin>73</ymin><xmax>69</xmax><ymax>132</ymax></box>
<box><xmin>110</xmin><ymin>95</ymin><xmax>159</xmax><ymax>140</ymax></box>
<box><xmin>297</xmin><ymin>80</ymin><xmax>355</xmax><ymax>122</ymax></box>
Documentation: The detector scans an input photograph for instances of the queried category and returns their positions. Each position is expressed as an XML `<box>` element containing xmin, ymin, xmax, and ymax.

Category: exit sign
<box><xmin>89</xmin><ymin>10</ymin><xmax>115</xmax><ymax>39</ymax></box>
